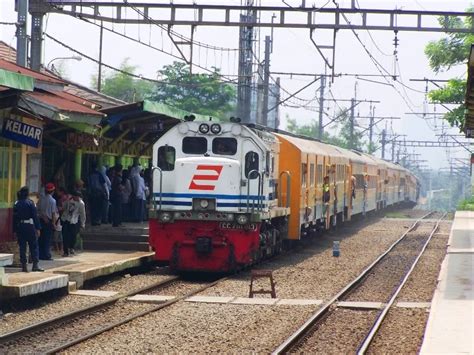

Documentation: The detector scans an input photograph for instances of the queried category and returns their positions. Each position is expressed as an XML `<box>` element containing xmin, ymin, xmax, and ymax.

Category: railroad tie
<box><xmin>249</xmin><ymin>269</ymin><xmax>277</xmax><ymax>298</ymax></box>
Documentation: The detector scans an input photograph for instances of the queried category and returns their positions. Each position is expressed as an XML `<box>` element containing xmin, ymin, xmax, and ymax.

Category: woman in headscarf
<box><xmin>99</xmin><ymin>166</ymin><xmax>111</xmax><ymax>224</ymax></box>
<box><xmin>130</xmin><ymin>165</ymin><xmax>146</xmax><ymax>222</ymax></box>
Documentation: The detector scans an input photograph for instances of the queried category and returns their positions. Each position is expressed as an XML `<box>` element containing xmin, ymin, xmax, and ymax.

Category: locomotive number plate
<box><xmin>219</xmin><ymin>222</ymin><xmax>258</xmax><ymax>231</ymax></box>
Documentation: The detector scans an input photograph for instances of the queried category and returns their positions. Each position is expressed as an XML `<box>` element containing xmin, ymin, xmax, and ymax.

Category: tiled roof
<box><xmin>24</xmin><ymin>91</ymin><xmax>105</xmax><ymax>116</ymax></box>
<box><xmin>0</xmin><ymin>58</ymin><xmax>65</xmax><ymax>85</ymax></box>
<box><xmin>0</xmin><ymin>41</ymin><xmax>17</xmax><ymax>63</ymax></box>
<box><xmin>0</xmin><ymin>41</ymin><xmax>125</xmax><ymax>109</ymax></box>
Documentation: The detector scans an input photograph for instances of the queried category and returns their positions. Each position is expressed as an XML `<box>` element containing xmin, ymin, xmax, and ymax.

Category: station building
<box><xmin>0</xmin><ymin>42</ymin><xmax>191</xmax><ymax>256</ymax></box>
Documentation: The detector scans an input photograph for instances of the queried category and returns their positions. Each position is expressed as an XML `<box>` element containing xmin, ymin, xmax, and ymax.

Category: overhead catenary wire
<box><xmin>44</xmin><ymin>33</ymin><xmax>237</xmax><ymax>87</ymax></box>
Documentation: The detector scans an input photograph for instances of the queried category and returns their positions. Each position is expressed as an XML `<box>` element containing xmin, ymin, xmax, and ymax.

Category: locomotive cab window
<box><xmin>245</xmin><ymin>151</ymin><xmax>259</xmax><ymax>179</ymax></box>
<box><xmin>157</xmin><ymin>145</ymin><xmax>176</xmax><ymax>171</ymax></box>
<box><xmin>182</xmin><ymin>137</ymin><xmax>207</xmax><ymax>154</ymax></box>
<box><xmin>212</xmin><ymin>137</ymin><xmax>237</xmax><ymax>155</ymax></box>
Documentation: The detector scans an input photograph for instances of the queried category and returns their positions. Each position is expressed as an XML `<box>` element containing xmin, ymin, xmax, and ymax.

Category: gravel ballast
<box><xmin>2</xmin><ymin>212</ymin><xmax>451</xmax><ymax>354</ymax></box>
<box><xmin>1</xmin><ymin>301</ymin><xmax>155</xmax><ymax>353</ymax></box>
<box><xmin>0</xmin><ymin>270</ymin><xmax>172</xmax><ymax>335</ymax></box>
<box><xmin>63</xmin><ymin>302</ymin><xmax>318</xmax><ymax>354</ymax></box>
<box><xmin>61</xmin><ymin>218</ymin><xmax>422</xmax><ymax>353</ymax></box>
<box><xmin>297</xmin><ymin>308</ymin><xmax>379</xmax><ymax>354</ymax></box>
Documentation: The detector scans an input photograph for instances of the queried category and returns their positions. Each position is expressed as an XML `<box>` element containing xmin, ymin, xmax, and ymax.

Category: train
<box><xmin>148</xmin><ymin>118</ymin><xmax>420</xmax><ymax>272</ymax></box>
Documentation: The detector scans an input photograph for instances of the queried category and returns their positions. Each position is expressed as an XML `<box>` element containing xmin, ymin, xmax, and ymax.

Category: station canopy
<box><xmin>98</xmin><ymin>100</ymin><xmax>214</xmax><ymax>158</ymax></box>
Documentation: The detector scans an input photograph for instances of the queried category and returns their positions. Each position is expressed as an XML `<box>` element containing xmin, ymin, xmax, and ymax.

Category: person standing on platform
<box><xmin>99</xmin><ymin>166</ymin><xmax>111</xmax><ymax>224</ymax></box>
<box><xmin>111</xmin><ymin>164</ymin><xmax>123</xmax><ymax>227</ymax></box>
<box><xmin>37</xmin><ymin>182</ymin><xmax>58</xmax><ymax>260</ymax></box>
<box><xmin>61</xmin><ymin>191</ymin><xmax>86</xmax><ymax>257</ymax></box>
<box><xmin>120</xmin><ymin>169</ymin><xmax>132</xmax><ymax>222</ymax></box>
<box><xmin>13</xmin><ymin>186</ymin><xmax>44</xmax><ymax>272</ymax></box>
<box><xmin>53</xmin><ymin>187</ymin><xmax>69</xmax><ymax>254</ymax></box>
<box><xmin>130</xmin><ymin>165</ymin><xmax>146</xmax><ymax>222</ymax></box>
<box><xmin>87</xmin><ymin>164</ymin><xmax>107</xmax><ymax>226</ymax></box>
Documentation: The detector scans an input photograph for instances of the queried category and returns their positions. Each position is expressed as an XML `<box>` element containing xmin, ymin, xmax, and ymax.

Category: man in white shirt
<box><xmin>37</xmin><ymin>183</ymin><xmax>59</xmax><ymax>260</ymax></box>
<box><xmin>61</xmin><ymin>190</ymin><xmax>86</xmax><ymax>257</ymax></box>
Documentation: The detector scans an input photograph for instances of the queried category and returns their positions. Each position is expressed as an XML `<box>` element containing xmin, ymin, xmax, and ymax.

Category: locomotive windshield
<box><xmin>182</xmin><ymin>137</ymin><xmax>207</xmax><ymax>154</ymax></box>
<box><xmin>157</xmin><ymin>145</ymin><xmax>176</xmax><ymax>171</ymax></box>
<box><xmin>212</xmin><ymin>138</ymin><xmax>237</xmax><ymax>155</ymax></box>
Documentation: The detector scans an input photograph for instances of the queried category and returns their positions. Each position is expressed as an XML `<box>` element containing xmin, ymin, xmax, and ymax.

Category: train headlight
<box><xmin>236</xmin><ymin>214</ymin><xmax>248</xmax><ymax>225</ymax></box>
<box><xmin>210</xmin><ymin>124</ymin><xmax>221</xmax><ymax>134</ymax></box>
<box><xmin>231</xmin><ymin>124</ymin><xmax>242</xmax><ymax>136</ymax></box>
<box><xmin>199</xmin><ymin>199</ymin><xmax>209</xmax><ymax>209</ymax></box>
<box><xmin>199</xmin><ymin>123</ymin><xmax>210</xmax><ymax>134</ymax></box>
<box><xmin>159</xmin><ymin>212</ymin><xmax>172</xmax><ymax>223</ymax></box>
<box><xmin>178</xmin><ymin>123</ymin><xmax>189</xmax><ymax>134</ymax></box>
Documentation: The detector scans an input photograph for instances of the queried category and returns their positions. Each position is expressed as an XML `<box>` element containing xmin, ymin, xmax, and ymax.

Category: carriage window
<box><xmin>317</xmin><ymin>165</ymin><xmax>323</xmax><ymax>184</ymax></box>
<box><xmin>245</xmin><ymin>151</ymin><xmax>259</xmax><ymax>179</ymax></box>
<box><xmin>157</xmin><ymin>146</ymin><xmax>176</xmax><ymax>171</ymax></box>
<box><xmin>310</xmin><ymin>163</ymin><xmax>315</xmax><ymax>186</ymax></box>
<box><xmin>212</xmin><ymin>137</ymin><xmax>237</xmax><ymax>155</ymax></box>
<box><xmin>182</xmin><ymin>137</ymin><xmax>207</xmax><ymax>154</ymax></box>
<box><xmin>301</xmin><ymin>163</ymin><xmax>307</xmax><ymax>186</ymax></box>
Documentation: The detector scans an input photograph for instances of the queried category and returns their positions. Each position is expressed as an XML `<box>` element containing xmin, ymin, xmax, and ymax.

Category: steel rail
<box><xmin>0</xmin><ymin>275</ymin><xmax>179</xmax><ymax>344</ymax></box>
<box><xmin>45</xmin><ymin>276</ymin><xmax>227</xmax><ymax>354</ymax></box>
<box><xmin>272</xmin><ymin>210</ymin><xmax>434</xmax><ymax>354</ymax></box>
<box><xmin>357</xmin><ymin>212</ymin><xmax>447</xmax><ymax>354</ymax></box>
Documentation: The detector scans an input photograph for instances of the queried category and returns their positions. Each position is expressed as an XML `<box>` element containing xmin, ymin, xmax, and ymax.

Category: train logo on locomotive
<box><xmin>188</xmin><ymin>165</ymin><xmax>223</xmax><ymax>191</ymax></box>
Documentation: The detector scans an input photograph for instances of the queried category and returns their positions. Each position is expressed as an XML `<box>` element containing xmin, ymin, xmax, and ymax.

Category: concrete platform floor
<box><xmin>420</xmin><ymin>211</ymin><xmax>474</xmax><ymax>355</ymax></box>
<box><xmin>1</xmin><ymin>250</ymin><xmax>154</xmax><ymax>301</ymax></box>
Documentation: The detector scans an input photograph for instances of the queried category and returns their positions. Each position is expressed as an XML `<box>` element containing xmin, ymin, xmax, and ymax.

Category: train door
<box><xmin>346</xmin><ymin>164</ymin><xmax>352</xmax><ymax>221</ymax></box>
<box><xmin>301</xmin><ymin>153</ymin><xmax>309</xmax><ymax>224</ymax></box>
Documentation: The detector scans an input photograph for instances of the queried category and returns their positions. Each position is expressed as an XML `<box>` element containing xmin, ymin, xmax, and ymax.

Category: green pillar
<box><xmin>75</xmin><ymin>148</ymin><xmax>82</xmax><ymax>181</ymax></box>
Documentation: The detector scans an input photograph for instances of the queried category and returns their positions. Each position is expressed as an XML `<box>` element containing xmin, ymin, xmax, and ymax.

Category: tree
<box><xmin>150</xmin><ymin>62</ymin><xmax>237</xmax><ymax>118</ymax></box>
<box><xmin>91</xmin><ymin>59</ymin><xmax>154</xmax><ymax>103</ymax></box>
<box><xmin>285</xmin><ymin>110</ymin><xmax>363</xmax><ymax>151</ymax></box>
<box><xmin>424</xmin><ymin>11</ymin><xmax>474</xmax><ymax>128</ymax></box>
<box><xmin>335</xmin><ymin>109</ymin><xmax>364</xmax><ymax>151</ymax></box>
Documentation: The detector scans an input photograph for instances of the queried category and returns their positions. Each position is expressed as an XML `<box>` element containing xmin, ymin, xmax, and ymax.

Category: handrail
<box><xmin>278</xmin><ymin>171</ymin><xmax>291</xmax><ymax>208</ymax></box>
<box><xmin>151</xmin><ymin>166</ymin><xmax>163</xmax><ymax>211</ymax></box>
<box><xmin>246</xmin><ymin>169</ymin><xmax>262</xmax><ymax>213</ymax></box>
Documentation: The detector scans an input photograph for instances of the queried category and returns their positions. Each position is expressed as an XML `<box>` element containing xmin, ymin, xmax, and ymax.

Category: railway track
<box><xmin>273</xmin><ymin>211</ymin><xmax>446</xmax><ymax>354</ymax></box>
<box><xmin>0</xmin><ymin>274</ymin><xmax>226</xmax><ymax>353</ymax></box>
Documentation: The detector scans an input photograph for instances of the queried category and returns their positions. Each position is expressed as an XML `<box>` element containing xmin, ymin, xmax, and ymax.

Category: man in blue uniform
<box><xmin>13</xmin><ymin>186</ymin><xmax>44</xmax><ymax>272</ymax></box>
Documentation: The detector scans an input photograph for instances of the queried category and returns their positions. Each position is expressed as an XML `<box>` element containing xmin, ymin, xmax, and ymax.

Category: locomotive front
<box><xmin>149</xmin><ymin>120</ymin><xmax>277</xmax><ymax>272</ymax></box>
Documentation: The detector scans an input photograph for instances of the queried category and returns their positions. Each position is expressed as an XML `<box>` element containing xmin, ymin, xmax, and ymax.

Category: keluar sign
<box><xmin>1</xmin><ymin>118</ymin><xmax>42</xmax><ymax>148</ymax></box>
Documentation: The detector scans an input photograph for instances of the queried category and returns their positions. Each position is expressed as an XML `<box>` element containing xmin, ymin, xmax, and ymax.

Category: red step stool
<box><xmin>249</xmin><ymin>269</ymin><xmax>277</xmax><ymax>298</ymax></box>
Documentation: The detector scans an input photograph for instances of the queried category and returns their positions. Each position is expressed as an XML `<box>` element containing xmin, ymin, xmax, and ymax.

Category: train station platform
<box><xmin>81</xmin><ymin>223</ymin><xmax>150</xmax><ymax>251</ymax></box>
<box><xmin>0</xmin><ymin>251</ymin><xmax>154</xmax><ymax>301</ymax></box>
<box><xmin>420</xmin><ymin>211</ymin><xmax>474</xmax><ymax>355</ymax></box>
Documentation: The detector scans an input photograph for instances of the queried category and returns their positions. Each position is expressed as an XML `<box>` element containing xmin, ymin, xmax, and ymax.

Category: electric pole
<box><xmin>262</xmin><ymin>35</ymin><xmax>271</xmax><ymax>127</ymax></box>
<box><xmin>237</xmin><ymin>8</ymin><xmax>254</xmax><ymax>123</ymax></box>
<box><xmin>369</xmin><ymin>106</ymin><xmax>374</xmax><ymax>151</ymax></box>
<box><xmin>381</xmin><ymin>129</ymin><xmax>386</xmax><ymax>159</ymax></box>
<box><xmin>30</xmin><ymin>11</ymin><xmax>44</xmax><ymax>70</ymax></box>
<box><xmin>318</xmin><ymin>74</ymin><xmax>325</xmax><ymax>140</ymax></box>
<box><xmin>349</xmin><ymin>97</ymin><xmax>355</xmax><ymax>149</ymax></box>
<box><xmin>392</xmin><ymin>140</ymin><xmax>396</xmax><ymax>162</ymax></box>
<box><xmin>98</xmin><ymin>21</ymin><xmax>104</xmax><ymax>92</ymax></box>
<box><xmin>16</xmin><ymin>0</ymin><xmax>28</xmax><ymax>67</ymax></box>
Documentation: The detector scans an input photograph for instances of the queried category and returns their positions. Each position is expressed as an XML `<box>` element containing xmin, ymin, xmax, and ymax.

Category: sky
<box><xmin>1</xmin><ymin>0</ymin><xmax>472</xmax><ymax>170</ymax></box>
